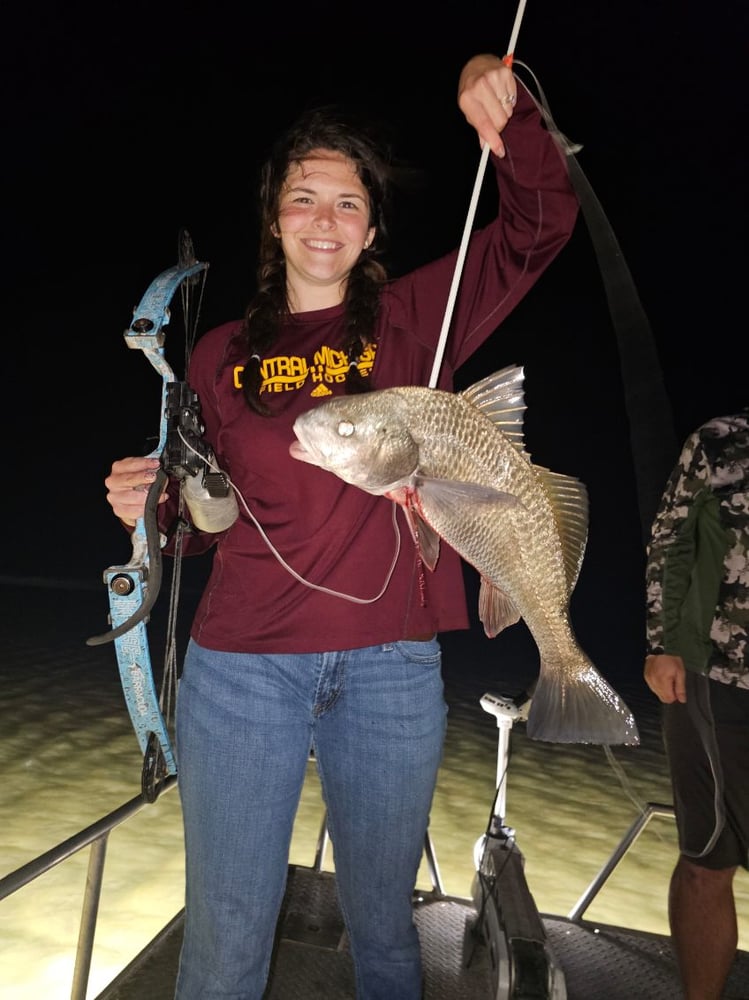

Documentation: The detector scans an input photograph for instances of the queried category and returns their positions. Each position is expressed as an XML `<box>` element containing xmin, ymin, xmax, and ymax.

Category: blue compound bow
<box><xmin>87</xmin><ymin>230</ymin><xmax>209</xmax><ymax>802</ymax></box>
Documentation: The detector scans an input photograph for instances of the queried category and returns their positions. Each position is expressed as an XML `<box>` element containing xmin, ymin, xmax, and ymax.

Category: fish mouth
<box><xmin>289</xmin><ymin>437</ymin><xmax>404</xmax><ymax>494</ymax></box>
<box><xmin>289</xmin><ymin>440</ymin><xmax>317</xmax><ymax>465</ymax></box>
<box><xmin>289</xmin><ymin>436</ymin><xmax>347</xmax><ymax>473</ymax></box>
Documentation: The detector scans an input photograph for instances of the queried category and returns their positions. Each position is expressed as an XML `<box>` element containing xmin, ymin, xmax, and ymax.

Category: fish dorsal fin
<box><xmin>537</xmin><ymin>467</ymin><xmax>589</xmax><ymax>593</ymax></box>
<box><xmin>459</xmin><ymin>364</ymin><xmax>527</xmax><ymax>456</ymax></box>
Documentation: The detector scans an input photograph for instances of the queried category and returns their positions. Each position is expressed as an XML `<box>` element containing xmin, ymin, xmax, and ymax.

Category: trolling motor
<box><xmin>477</xmin><ymin>691</ymin><xmax>532</xmax><ymax>843</ymax></box>
<box><xmin>469</xmin><ymin>688</ymin><xmax>568</xmax><ymax>999</ymax></box>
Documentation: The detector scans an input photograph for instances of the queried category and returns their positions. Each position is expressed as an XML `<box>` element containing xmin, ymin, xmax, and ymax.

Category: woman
<box><xmin>105</xmin><ymin>52</ymin><xmax>578</xmax><ymax>1000</ymax></box>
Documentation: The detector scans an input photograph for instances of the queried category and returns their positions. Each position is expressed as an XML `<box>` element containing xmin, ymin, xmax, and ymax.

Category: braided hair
<box><xmin>240</xmin><ymin>106</ymin><xmax>392</xmax><ymax>415</ymax></box>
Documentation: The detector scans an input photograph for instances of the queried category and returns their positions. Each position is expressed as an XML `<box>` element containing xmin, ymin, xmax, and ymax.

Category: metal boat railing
<box><xmin>567</xmin><ymin>802</ymin><xmax>675</xmax><ymax>921</ymax></box>
<box><xmin>0</xmin><ymin>777</ymin><xmax>178</xmax><ymax>1000</ymax></box>
<box><xmin>0</xmin><ymin>713</ymin><xmax>676</xmax><ymax>1000</ymax></box>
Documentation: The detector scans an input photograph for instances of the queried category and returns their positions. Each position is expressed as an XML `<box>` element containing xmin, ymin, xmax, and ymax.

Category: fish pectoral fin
<box><xmin>419</xmin><ymin>478</ymin><xmax>519</xmax><ymax>516</ymax></box>
<box><xmin>399</xmin><ymin>501</ymin><xmax>441</xmax><ymax>572</ymax></box>
<box><xmin>399</xmin><ymin>479</ymin><xmax>517</xmax><ymax>576</ymax></box>
<box><xmin>478</xmin><ymin>579</ymin><xmax>521</xmax><ymax>638</ymax></box>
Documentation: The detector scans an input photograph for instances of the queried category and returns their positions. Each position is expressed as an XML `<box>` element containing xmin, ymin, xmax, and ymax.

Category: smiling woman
<box><xmin>98</xmin><ymin>52</ymin><xmax>579</xmax><ymax>1000</ymax></box>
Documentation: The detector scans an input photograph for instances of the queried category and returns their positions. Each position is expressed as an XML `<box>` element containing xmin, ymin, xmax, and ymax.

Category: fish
<box><xmin>290</xmin><ymin>364</ymin><xmax>639</xmax><ymax>746</ymax></box>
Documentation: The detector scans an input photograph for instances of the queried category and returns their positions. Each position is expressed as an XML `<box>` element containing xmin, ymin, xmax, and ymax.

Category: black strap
<box><xmin>519</xmin><ymin>63</ymin><xmax>680</xmax><ymax>544</ymax></box>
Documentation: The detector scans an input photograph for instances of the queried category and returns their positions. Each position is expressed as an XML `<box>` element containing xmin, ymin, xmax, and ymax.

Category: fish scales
<box><xmin>290</xmin><ymin>366</ymin><xmax>639</xmax><ymax>747</ymax></box>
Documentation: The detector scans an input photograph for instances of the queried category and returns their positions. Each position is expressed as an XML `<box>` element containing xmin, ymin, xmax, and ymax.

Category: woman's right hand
<box><xmin>105</xmin><ymin>457</ymin><xmax>167</xmax><ymax>527</ymax></box>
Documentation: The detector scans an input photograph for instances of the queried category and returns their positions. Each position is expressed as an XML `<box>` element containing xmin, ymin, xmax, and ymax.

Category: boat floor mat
<box><xmin>95</xmin><ymin>865</ymin><xmax>749</xmax><ymax>999</ymax></box>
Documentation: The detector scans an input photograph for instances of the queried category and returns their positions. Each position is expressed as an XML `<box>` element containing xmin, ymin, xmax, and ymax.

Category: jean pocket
<box><xmin>393</xmin><ymin>637</ymin><xmax>441</xmax><ymax>665</ymax></box>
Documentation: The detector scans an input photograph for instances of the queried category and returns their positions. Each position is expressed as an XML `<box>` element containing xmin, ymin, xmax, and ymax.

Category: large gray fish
<box><xmin>290</xmin><ymin>365</ymin><xmax>639</xmax><ymax>746</ymax></box>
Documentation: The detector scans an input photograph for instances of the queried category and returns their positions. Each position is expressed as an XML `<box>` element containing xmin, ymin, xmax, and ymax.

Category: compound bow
<box><xmin>87</xmin><ymin>230</ymin><xmax>209</xmax><ymax>802</ymax></box>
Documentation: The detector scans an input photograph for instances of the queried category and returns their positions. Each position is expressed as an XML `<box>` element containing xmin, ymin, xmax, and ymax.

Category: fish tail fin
<box><xmin>526</xmin><ymin>655</ymin><xmax>639</xmax><ymax>746</ymax></box>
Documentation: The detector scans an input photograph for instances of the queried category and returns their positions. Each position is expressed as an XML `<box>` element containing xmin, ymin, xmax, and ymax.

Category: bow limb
<box><xmin>87</xmin><ymin>233</ymin><xmax>209</xmax><ymax>801</ymax></box>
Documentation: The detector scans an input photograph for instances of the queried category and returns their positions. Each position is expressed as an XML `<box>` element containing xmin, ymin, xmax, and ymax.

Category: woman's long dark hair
<box><xmin>240</xmin><ymin>106</ymin><xmax>392</xmax><ymax>415</ymax></box>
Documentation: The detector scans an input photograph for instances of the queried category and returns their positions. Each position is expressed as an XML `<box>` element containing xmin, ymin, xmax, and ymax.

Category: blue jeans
<box><xmin>174</xmin><ymin>637</ymin><xmax>446</xmax><ymax>1000</ymax></box>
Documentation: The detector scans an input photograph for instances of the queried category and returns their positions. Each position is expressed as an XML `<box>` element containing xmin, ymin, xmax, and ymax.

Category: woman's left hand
<box><xmin>457</xmin><ymin>53</ymin><xmax>518</xmax><ymax>158</ymax></box>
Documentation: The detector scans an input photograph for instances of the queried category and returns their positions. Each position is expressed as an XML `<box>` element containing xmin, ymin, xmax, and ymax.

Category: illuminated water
<box><xmin>1</xmin><ymin>581</ymin><xmax>747</xmax><ymax>1000</ymax></box>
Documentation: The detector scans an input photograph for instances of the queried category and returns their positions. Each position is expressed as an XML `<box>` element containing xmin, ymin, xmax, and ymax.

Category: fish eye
<box><xmin>337</xmin><ymin>420</ymin><xmax>354</xmax><ymax>438</ymax></box>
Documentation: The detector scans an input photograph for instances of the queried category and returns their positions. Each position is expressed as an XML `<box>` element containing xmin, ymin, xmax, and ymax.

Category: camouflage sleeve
<box><xmin>644</xmin><ymin>429</ymin><xmax>712</xmax><ymax>652</ymax></box>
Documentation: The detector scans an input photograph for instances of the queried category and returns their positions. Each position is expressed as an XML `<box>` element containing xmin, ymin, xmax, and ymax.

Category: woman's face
<box><xmin>275</xmin><ymin>149</ymin><xmax>376</xmax><ymax>308</ymax></box>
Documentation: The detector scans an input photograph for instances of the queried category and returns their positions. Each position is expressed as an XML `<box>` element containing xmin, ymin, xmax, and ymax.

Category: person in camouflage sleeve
<box><xmin>644</xmin><ymin>407</ymin><xmax>749</xmax><ymax>1000</ymax></box>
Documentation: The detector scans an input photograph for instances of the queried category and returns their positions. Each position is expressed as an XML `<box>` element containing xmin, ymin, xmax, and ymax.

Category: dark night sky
<box><xmin>2</xmin><ymin>2</ymin><xmax>746</xmax><ymax>669</ymax></box>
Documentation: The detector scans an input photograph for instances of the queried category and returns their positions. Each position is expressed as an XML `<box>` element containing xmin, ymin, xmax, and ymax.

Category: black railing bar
<box><xmin>70</xmin><ymin>835</ymin><xmax>108</xmax><ymax>1000</ymax></box>
<box><xmin>0</xmin><ymin>776</ymin><xmax>177</xmax><ymax>901</ymax></box>
<box><xmin>313</xmin><ymin>813</ymin><xmax>330</xmax><ymax>872</ymax></box>
<box><xmin>567</xmin><ymin>802</ymin><xmax>675</xmax><ymax>921</ymax></box>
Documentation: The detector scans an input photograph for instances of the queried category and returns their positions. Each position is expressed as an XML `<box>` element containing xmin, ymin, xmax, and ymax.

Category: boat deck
<box><xmin>95</xmin><ymin>864</ymin><xmax>749</xmax><ymax>1000</ymax></box>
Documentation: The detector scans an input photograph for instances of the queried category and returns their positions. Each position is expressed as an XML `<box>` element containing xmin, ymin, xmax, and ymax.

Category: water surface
<box><xmin>1</xmin><ymin>581</ymin><xmax>746</xmax><ymax>999</ymax></box>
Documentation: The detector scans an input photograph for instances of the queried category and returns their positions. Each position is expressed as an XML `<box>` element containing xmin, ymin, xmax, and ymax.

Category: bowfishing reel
<box><xmin>163</xmin><ymin>381</ymin><xmax>239</xmax><ymax>533</ymax></box>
